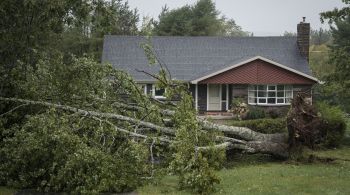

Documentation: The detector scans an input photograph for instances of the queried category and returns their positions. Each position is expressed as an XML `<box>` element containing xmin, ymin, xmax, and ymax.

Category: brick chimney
<box><xmin>297</xmin><ymin>17</ymin><xmax>310</xmax><ymax>62</ymax></box>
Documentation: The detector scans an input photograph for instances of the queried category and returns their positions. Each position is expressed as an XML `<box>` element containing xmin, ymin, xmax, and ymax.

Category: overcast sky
<box><xmin>127</xmin><ymin>0</ymin><xmax>346</xmax><ymax>36</ymax></box>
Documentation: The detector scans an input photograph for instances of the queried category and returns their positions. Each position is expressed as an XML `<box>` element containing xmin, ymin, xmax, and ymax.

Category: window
<box><xmin>248</xmin><ymin>85</ymin><xmax>293</xmax><ymax>105</ymax></box>
<box><xmin>155</xmin><ymin>88</ymin><xmax>165</xmax><ymax>97</ymax></box>
<box><xmin>153</xmin><ymin>85</ymin><xmax>166</xmax><ymax>99</ymax></box>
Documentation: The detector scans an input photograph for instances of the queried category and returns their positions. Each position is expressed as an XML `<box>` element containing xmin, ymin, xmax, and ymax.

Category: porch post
<box><xmin>206</xmin><ymin>84</ymin><xmax>209</xmax><ymax>111</ymax></box>
<box><xmin>195</xmin><ymin>84</ymin><xmax>198</xmax><ymax>111</ymax></box>
<box><xmin>151</xmin><ymin>84</ymin><xmax>155</xmax><ymax>97</ymax></box>
<box><xmin>226</xmin><ymin>84</ymin><xmax>229</xmax><ymax>110</ymax></box>
<box><xmin>219</xmin><ymin>84</ymin><xmax>222</xmax><ymax>111</ymax></box>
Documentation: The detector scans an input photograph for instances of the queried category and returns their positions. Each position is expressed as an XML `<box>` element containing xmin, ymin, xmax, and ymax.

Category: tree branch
<box><xmin>0</xmin><ymin>103</ymin><xmax>29</xmax><ymax>117</ymax></box>
<box><xmin>0</xmin><ymin>97</ymin><xmax>175</xmax><ymax>135</ymax></box>
<box><xmin>198</xmin><ymin>118</ymin><xmax>288</xmax><ymax>143</ymax></box>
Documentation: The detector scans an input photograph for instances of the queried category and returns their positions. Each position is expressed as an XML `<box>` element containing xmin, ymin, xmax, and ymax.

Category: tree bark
<box><xmin>0</xmin><ymin>97</ymin><xmax>289</xmax><ymax>158</ymax></box>
<box><xmin>199</xmin><ymin>118</ymin><xmax>288</xmax><ymax>143</ymax></box>
<box><xmin>0</xmin><ymin>97</ymin><xmax>174</xmax><ymax>135</ymax></box>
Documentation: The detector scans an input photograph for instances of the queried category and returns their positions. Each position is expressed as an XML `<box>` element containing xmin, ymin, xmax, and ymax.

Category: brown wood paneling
<box><xmin>199</xmin><ymin>59</ymin><xmax>316</xmax><ymax>85</ymax></box>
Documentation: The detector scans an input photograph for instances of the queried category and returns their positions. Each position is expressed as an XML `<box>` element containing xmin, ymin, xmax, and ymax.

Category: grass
<box><xmin>2</xmin><ymin>119</ymin><xmax>350</xmax><ymax>195</ymax></box>
<box><xmin>138</xmin><ymin>117</ymin><xmax>350</xmax><ymax>195</ymax></box>
<box><xmin>138</xmin><ymin>153</ymin><xmax>350</xmax><ymax>195</ymax></box>
<box><xmin>0</xmin><ymin>186</ymin><xmax>16</xmax><ymax>195</ymax></box>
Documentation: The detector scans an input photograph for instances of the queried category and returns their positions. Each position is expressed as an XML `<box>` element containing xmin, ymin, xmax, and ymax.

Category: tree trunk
<box><xmin>0</xmin><ymin>97</ymin><xmax>290</xmax><ymax>158</ymax></box>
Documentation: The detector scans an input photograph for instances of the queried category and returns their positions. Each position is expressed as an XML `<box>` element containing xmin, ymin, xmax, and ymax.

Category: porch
<box><xmin>190</xmin><ymin>83</ymin><xmax>310</xmax><ymax>113</ymax></box>
<box><xmin>198</xmin><ymin>111</ymin><xmax>235</xmax><ymax>120</ymax></box>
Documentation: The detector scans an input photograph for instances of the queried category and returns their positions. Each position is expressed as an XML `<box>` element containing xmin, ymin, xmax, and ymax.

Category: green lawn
<box><xmin>138</xmin><ymin>118</ymin><xmax>350</xmax><ymax>195</ymax></box>
<box><xmin>138</xmin><ymin>152</ymin><xmax>350</xmax><ymax>195</ymax></box>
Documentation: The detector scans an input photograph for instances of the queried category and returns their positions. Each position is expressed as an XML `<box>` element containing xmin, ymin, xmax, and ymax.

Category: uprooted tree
<box><xmin>0</xmin><ymin>53</ymin><xmax>322</xmax><ymax>194</ymax></box>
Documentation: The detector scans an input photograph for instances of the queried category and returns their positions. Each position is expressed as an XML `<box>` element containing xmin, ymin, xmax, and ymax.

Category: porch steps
<box><xmin>198</xmin><ymin>112</ymin><xmax>235</xmax><ymax>120</ymax></box>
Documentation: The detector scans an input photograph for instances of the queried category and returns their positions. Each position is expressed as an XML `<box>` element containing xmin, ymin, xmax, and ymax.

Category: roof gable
<box><xmin>192</xmin><ymin>56</ymin><xmax>319</xmax><ymax>84</ymax></box>
<box><xmin>102</xmin><ymin>36</ymin><xmax>315</xmax><ymax>82</ymax></box>
<box><xmin>197</xmin><ymin>58</ymin><xmax>318</xmax><ymax>84</ymax></box>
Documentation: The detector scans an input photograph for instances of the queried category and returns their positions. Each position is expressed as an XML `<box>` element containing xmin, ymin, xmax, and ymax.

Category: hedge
<box><xmin>316</xmin><ymin>102</ymin><xmax>346</xmax><ymax>147</ymax></box>
<box><xmin>228</xmin><ymin>118</ymin><xmax>287</xmax><ymax>134</ymax></box>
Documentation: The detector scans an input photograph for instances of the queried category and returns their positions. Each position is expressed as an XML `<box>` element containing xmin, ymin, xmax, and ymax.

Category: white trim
<box><xmin>195</xmin><ymin>84</ymin><xmax>198</xmax><ymax>111</ymax></box>
<box><xmin>220</xmin><ymin>84</ymin><xmax>222</xmax><ymax>111</ymax></box>
<box><xmin>152</xmin><ymin>84</ymin><xmax>155</xmax><ymax>97</ymax></box>
<box><xmin>153</xmin><ymin>84</ymin><xmax>166</xmax><ymax>99</ymax></box>
<box><xmin>190</xmin><ymin>56</ymin><xmax>320</xmax><ymax>84</ymax></box>
<box><xmin>143</xmin><ymin>84</ymin><xmax>147</xmax><ymax>95</ymax></box>
<box><xmin>247</xmin><ymin>84</ymin><xmax>293</xmax><ymax>106</ymax></box>
<box><xmin>138</xmin><ymin>84</ymin><xmax>148</xmax><ymax>95</ymax></box>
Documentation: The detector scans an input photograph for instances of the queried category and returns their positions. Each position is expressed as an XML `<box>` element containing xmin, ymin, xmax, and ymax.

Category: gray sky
<box><xmin>127</xmin><ymin>0</ymin><xmax>346</xmax><ymax>36</ymax></box>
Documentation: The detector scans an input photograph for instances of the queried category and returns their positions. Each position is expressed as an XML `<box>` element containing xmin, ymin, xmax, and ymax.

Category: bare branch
<box><xmin>0</xmin><ymin>103</ymin><xmax>29</xmax><ymax>117</ymax></box>
<box><xmin>135</xmin><ymin>69</ymin><xmax>168</xmax><ymax>86</ymax></box>
<box><xmin>103</xmin><ymin>119</ymin><xmax>172</xmax><ymax>144</ymax></box>
<box><xmin>153</xmin><ymin>49</ymin><xmax>172</xmax><ymax>81</ymax></box>
<box><xmin>0</xmin><ymin>97</ymin><xmax>175</xmax><ymax>135</ymax></box>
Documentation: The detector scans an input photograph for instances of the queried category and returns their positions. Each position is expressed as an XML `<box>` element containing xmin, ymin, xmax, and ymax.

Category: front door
<box><xmin>208</xmin><ymin>84</ymin><xmax>221</xmax><ymax>110</ymax></box>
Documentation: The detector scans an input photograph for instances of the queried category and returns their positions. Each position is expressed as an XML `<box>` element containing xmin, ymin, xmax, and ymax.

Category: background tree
<box><xmin>0</xmin><ymin>0</ymin><xmax>78</xmax><ymax>120</ymax></box>
<box><xmin>153</xmin><ymin>0</ymin><xmax>249</xmax><ymax>36</ymax></box>
<box><xmin>153</xmin><ymin>5</ymin><xmax>193</xmax><ymax>36</ymax></box>
<box><xmin>309</xmin><ymin>44</ymin><xmax>332</xmax><ymax>78</ymax></box>
<box><xmin>283</xmin><ymin>31</ymin><xmax>297</xmax><ymax>37</ymax></box>
<box><xmin>219</xmin><ymin>18</ymin><xmax>251</xmax><ymax>37</ymax></box>
<box><xmin>0</xmin><ymin>0</ymin><xmax>139</xmax><ymax>118</ymax></box>
<box><xmin>310</xmin><ymin>28</ymin><xmax>332</xmax><ymax>45</ymax></box>
<box><xmin>59</xmin><ymin>0</ymin><xmax>139</xmax><ymax>60</ymax></box>
<box><xmin>190</xmin><ymin>0</ymin><xmax>221</xmax><ymax>36</ymax></box>
<box><xmin>139</xmin><ymin>16</ymin><xmax>156</xmax><ymax>36</ymax></box>
<box><xmin>308</xmin><ymin>28</ymin><xmax>333</xmax><ymax>79</ymax></box>
<box><xmin>320</xmin><ymin>0</ymin><xmax>350</xmax><ymax>23</ymax></box>
<box><xmin>319</xmin><ymin>0</ymin><xmax>350</xmax><ymax>112</ymax></box>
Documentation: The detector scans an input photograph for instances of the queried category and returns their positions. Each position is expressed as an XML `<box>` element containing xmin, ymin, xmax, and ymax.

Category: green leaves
<box><xmin>318</xmin><ymin>2</ymin><xmax>350</xmax><ymax>112</ymax></box>
<box><xmin>320</xmin><ymin>0</ymin><xmax>350</xmax><ymax>24</ymax></box>
<box><xmin>153</xmin><ymin>0</ymin><xmax>249</xmax><ymax>36</ymax></box>
<box><xmin>0</xmin><ymin>110</ymin><xmax>151</xmax><ymax>193</ymax></box>
<box><xmin>0</xmin><ymin>53</ymin><xmax>165</xmax><ymax>193</ymax></box>
<box><xmin>140</xmin><ymin>41</ymin><xmax>157</xmax><ymax>65</ymax></box>
<box><xmin>165</xmin><ymin>76</ymin><xmax>223</xmax><ymax>194</ymax></box>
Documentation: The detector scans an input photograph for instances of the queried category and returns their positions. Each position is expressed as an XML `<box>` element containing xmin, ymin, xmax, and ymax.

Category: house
<box><xmin>102</xmin><ymin>18</ymin><xmax>319</xmax><ymax>114</ymax></box>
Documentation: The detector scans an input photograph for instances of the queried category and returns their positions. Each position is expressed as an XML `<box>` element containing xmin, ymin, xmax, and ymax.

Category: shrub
<box><xmin>229</xmin><ymin>118</ymin><xmax>287</xmax><ymax>134</ymax></box>
<box><xmin>267</xmin><ymin>109</ymin><xmax>280</xmax><ymax>119</ymax></box>
<box><xmin>316</xmin><ymin>102</ymin><xmax>346</xmax><ymax>147</ymax></box>
<box><xmin>245</xmin><ymin>106</ymin><xmax>266</xmax><ymax>120</ymax></box>
<box><xmin>0</xmin><ymin>112</ymin><xmax>150</xmax><ymax>194</ymax></box>
<box><xmin>178</xmin><ymin>153</ymin><xmax>220</xmax><ymax>194</ymax></box>
<box><xmin>266</xmin><ymin>107</ymin><xmax>289</xmax><ymax>119</ymax></box>
<box><xmin>51</xmin><ymin>142</ymin><xmax>148</xmax><ymax>194</ymax></box>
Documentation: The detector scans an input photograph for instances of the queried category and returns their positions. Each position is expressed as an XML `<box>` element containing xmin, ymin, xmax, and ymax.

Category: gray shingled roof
<box><xmin>102</xmin><ymin>36</ymin><xmax>313</xmax><ymax>82</ymax></box>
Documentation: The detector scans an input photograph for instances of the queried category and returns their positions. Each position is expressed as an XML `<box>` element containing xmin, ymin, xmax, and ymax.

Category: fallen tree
<box><xmin>0</xmin><ymin>55</ymin><xmax>321</xmax><ymax>194</ymax></box>
<box><xmin>0</xmin><ymin>96</ymin><xmax>290</xmax><ymax>158</ymax></box>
